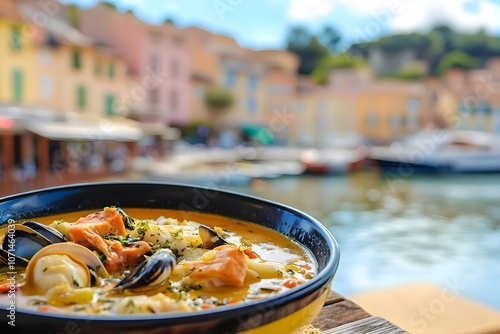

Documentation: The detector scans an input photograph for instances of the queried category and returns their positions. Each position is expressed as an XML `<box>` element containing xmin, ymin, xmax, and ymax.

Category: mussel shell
<box><xmin>116</xmin><ymin>207</ymin><xmax>136</xmax><ymax>230</ymax></box>
<box><xmin>114</xmin><ymin>249</ymin><xmax>176</xmax><ymax>291</ymax></box>
<box><xmin>199</xmin><ymin>225</ymin><xmax>228</xmax><ymax>249</ymax></box>
<box><xmin>1</xmin><ymin>225</ymin><xmax>53</xmax><ymax>262</ymax></box>
<box><xmin>22</xmin><ymin>221</ymin><xmax>65</xmax><ymax>244</ymax></box>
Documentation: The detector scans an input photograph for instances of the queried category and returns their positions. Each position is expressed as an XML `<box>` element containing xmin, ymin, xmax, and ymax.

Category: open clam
<box><xmin>24</xmin><ymin>243</ymin><xmax>109</xmax><ymax>294</ymax></box>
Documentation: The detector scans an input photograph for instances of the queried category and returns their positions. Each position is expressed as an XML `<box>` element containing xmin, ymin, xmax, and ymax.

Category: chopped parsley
<box><xmin>136</xmin><ymin>222</ymin><xmax>149</xmax><ymax>236</ymax></box>
<box><xmin>170</xmin><ymin>229</ymin><xmax>182</xmax><ymax>238</ymax></box>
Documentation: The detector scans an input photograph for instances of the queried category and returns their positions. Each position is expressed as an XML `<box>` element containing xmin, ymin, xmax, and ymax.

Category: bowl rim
<box><xmin>0</xmin><ymin>181</ymin><xmax>340</xmax><ymax>324</ymax></box>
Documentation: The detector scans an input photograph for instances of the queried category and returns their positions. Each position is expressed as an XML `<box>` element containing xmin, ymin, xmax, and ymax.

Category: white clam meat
<box><xmin>31</xmin><ymin>254</ymin><xmax>90</xmax><ymax>291</ymax></box>
<box><xmin>25</xmin><ymin>242</ymin><xmax>109</xmax><ymax>294</ymax></box>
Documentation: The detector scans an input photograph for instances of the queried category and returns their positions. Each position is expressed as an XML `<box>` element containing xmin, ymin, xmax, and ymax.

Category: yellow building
<box><xmin>0</xmin><ymin>1</ymin><xmax>37</xmax><ymax>106</ymax></box>
<box><xmin>1</xmin><ymin>0</ymin><xmax>137</xmax><ymax>182</ymax></box>
<box><xmin>357</xmin><ymin>81</ymin><xmax>425</xmax><ymax>144</ymax></box>
<box><xmin>184</xmin><ymin>27</ymin><xmax>302</xmax><ymax>145</ymax></box>
<box><xmin>184</xmin><ymin>27</ymin><xmax>266</xmax><ymax>127</ymax></box>
<box><xmin>20</xmin><ymin>3</ymin><xmax>133</xmax><ymax>117</ymax></box>
<box><xmin>255</xmin><ymin>50</ymin><xmax>299</xmax><ymax>144</ymax></box>
<box><xmin>293</xmin><ymin>91</ymin><xmax>359</xmax><ymax>147</ymax></box>
<box><xmin>328</xmin><ymin>68</ymin><xmax>426</xmax><ymax>145</ymax></box>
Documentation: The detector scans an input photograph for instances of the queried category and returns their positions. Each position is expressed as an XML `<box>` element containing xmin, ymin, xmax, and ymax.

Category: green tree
<box><xmin>311</xmin><ymin>53</ymin><xmax>367</xmax><ymax>84</ymax></box>
<box><xmin>203</xmin><ymin>87</ymin><xmax>235</xmax><ymax>132</ymax></box>
<box><xmin>67</xmin><ymin>5</ymin><xmax>80</xmax><ymax>28</ymax></box>
<box><xmin>433</xmin><ymin>25</ymin><xmax>454</xmax><ymax>54</ymax></box>
<box><xmin>319</xmin><ymin>25</ymin><xmax>341</xmax><ymax>54</ymax></box>
<box><xmin>102</xmin><ymin>1</ymin><xmax>117</xmax><ymax>10</ymax></box>
<box><xmin>286</xmin><ymin>26</ymin><xmax>329</xmax><ymax>75</ymax></box>
<box><xmin>437</xmin><ymin>51</ymin><xmax>477</xmax><ymax>74</ymax></box>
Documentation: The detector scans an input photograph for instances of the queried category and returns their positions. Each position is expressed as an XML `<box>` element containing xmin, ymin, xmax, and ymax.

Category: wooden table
<box><xmin>312</xmin><ymin>291</ymin><xmax>408</xmax><ymax>333</ymax></box>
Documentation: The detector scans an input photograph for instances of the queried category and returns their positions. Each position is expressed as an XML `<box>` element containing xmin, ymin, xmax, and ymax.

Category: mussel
<box><xmin>0</xmin><ymin>223</ymin><xmax>65</xmax><ymax>265</ymax></box>
<box><xmin>22</xmin><ymin>221</ymin><xmax>65</xmax><ymax>244</ymax></box>
<box><xmin>113</xmin><ymin>249</ymin><xmax>176</xmax><ymax>291</ymax></box>
<box><xmin>116</xmin><ymin>207</ymin><xmax>137</xmax><ymax>230</ymax></box>
<box><xmin>198</xmin><ymin>225</ymin><xmax>228</xmax><ymax>249</ymax></box>
<box><xmin>24</xmin><ymin>243</ymin><xmax>109</xmax><ymax>293</ymax></box>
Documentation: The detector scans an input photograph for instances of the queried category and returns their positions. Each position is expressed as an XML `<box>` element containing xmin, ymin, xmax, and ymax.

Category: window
<box><xmin>281</xmin><ymin>85</ymin><xmax>291</xmax><ymax>96</ymax></box>
<box><xmin>77</xmin><ymin>85</ymin><xmax>86</xmax><ymax>110</ymax></box>
<box><xmin>13</xmin><ymin>69</ymin><xmax>23</xmax><ymax>102</ymax></box>
<box><xmin>195</xmin><ymin>87</ymin><xmax>204</xmax><ymax>98</ymax></box>
<box><xmin>95</xmin><ymin>60</ymin><xmax>102</xmax><ymax>76</ymax></box>
<box><xmin>407</xmin><ymin>98</ymin><xmax>419</xmax><ymax>113</ymax></box>
<box><xmin>478</xmin><ymin>102</ymin><xmax>491</xmax><ymax>115</ymax></box>
<box><xmin>475</xmin><ymin>119</ymin><xmax>486</xmax><ymax>131</ymax></box>
<box><xmin>170</xmin><ymin>90</ymin><xmax>178</xmax><ymax>112</ymax></box>
<box><xmin>494</xmin><ymin>108</ymin><xmax>500</xmax><ymax>134</ymax></box>
<box><xmin>150</xmin><ymin>56</ymin><xmax>159</xmax><ymax>73</ymax></box>
<box><xmin>389</xmin><ymin>115</ymin><xmax>400</xmax><ymax>130</ymax></box>
<box><xmin>366</xmin><ymin>114</ymin><xmax>378</xmax><ymax>127</ymax></box>
<box><xmin>11</xmin><ymin>25</ymin><xmax>22</xmax><ymax>52</ymax></box>
<box><xmin>73</xmin><ymin>50</ymin><xmax>82</xmax><ymax>69</ymax></box>
<box><xmin>108</xmin><ymin>62</ymin><xmax>116</xmax><ymax>79</ymax></box>
<box><xmin>40</xmin><ymin>75</ymin><xmax>53</xmax><ymax>99</ymax></box>
<box><xmin>105</xmin><ymin>94</ymin><xmax>115</xmax><ymax>116</ymax></box>
<box><xmin>225</xmin><ymin>70</ymin><xmax>236</xmax><ymax>88</ymax></box>
<box><xmin>407</xmin><ymin>98</ymin><xmax>420</xmax><ymax>130</ymax></box>
<box><xmin>247</xmin><ymin>97</ymin><xmax>257</xmax><ymax>113</ymax></box>
<box><xmin>248</xmin><ymin>75</ymin><xmax>258</xmax><ymax>91</ymax></box>
<box><xmin>294</xmin><ymin>101</ymin><xmax>304</xmax><ymax>112</ymax></box>
<box><xmin>150</xmin><ymin>88</ymin><xmax>159</xmax><ymax>104</ymax></box>
<box><xmin>39</xmin><ymin>49</ymin><xmax>52</xmax><ymax>65</ymax></box>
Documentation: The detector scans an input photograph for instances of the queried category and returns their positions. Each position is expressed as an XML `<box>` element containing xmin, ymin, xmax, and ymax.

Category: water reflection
<box><xmin>226</xmin><ymin>173</ymin><xmax>500</xmax><ymax>310</ymax></box>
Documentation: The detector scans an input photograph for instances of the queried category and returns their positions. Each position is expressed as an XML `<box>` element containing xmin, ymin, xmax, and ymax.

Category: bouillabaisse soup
<box><xmin>0</xmin><ymin>207</ymin><xmax>316</xmax><ymax>315</ymax></box>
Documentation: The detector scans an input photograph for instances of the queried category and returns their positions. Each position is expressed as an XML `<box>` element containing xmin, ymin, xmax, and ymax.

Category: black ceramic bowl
<box><xmin>0</xmin><ymin>182</ymin><xmax>339</xmax><ymax>334</ymax></box>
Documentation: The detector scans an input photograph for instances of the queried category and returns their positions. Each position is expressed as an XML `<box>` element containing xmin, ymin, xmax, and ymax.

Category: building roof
<box><xmin>0</xmin><ymin>0</ymin><xmax>22</xmax><ymax>21</ymax></box>
<box><xmin>19</xmin><ymin>3</ymin><xmax>94</xmax><ymax>47</ymax></box>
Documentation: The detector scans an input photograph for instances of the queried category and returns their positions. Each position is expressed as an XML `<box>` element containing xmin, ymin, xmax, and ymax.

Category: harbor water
<box><xmin>219</xmin><ymin>172</ymin><xmax>500</xmax><ymax>311</ymax></box>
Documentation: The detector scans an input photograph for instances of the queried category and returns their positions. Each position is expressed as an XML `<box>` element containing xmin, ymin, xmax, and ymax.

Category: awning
<box><xmin>241</xmin><ymin>125</ymin><xmax>274</xmax><ymax>144</ymax></box>
<box><xmin>139</xmin><ymin>122</ymin><xmax>181</xmax><ymax>140</ymax></box>
<box><xmin>27</xmin><ymin>120</ymin><xmax>144</xmax><ymax>142</ymax></box>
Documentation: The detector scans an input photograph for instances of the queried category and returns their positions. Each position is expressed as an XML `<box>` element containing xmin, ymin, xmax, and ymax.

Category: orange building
<box><xmin>184</xmin><ymin>27</ymin><xmax>299</xmax><ymax>145</ymax></box>
<box><xmin>430</xmin><ymin>64</ymin><xmax>500</xmax><ymax>135</ymax></box>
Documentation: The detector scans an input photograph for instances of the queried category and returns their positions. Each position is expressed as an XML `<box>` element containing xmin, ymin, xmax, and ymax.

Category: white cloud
<box><xmin>287</xmin><ymin>0</ymin><xmax>334</xmax><ymax>21</ymax></box>
<box><xmin>337</xmin><ymin>0</ymin><xmax>390</xmax><ymax>14</ymax></box>
<box><xmin>390</xmin><ymin>0</ymin><xmax>500</xmax><ymax>34</ymax></box>
<box><xmin>335</xmin><ymin>0</ymin><xmax>500</xmax><ymax>34</ymax></box>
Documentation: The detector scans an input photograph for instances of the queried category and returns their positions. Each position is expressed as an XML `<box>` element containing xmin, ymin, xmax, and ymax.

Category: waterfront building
<box><xmin>433</xmin><ymin>63</ymin><xmax>500</xmax><ymax>135</ymax></box>
<box><xmin>0</xmin><ymin>1</ymin><xmax>143</xmax><ymax>183</ymax></box>
<box><xmin>0</xmin><ymin>0</ymin><xmax>37</xmax><ymax>107</ymax></box>
<box><xmin>357</xmin><ymin>79</ymin><xmax>425</xmax><ymax>144</ymax></box>
<box><xmin>295</xmin><ymin>67</ymin><xmax>424</xmax><ymax>146</ymax></box>
<box><xmin>184</xmin><ymin>28</ymin><xmax>301</xmax><ymax>145</ymax></box>
<box><xmin>18</xmin><ymin>3</ymin><xmax>132</xmax><ymax>117</ymax></box>
<box><xmin>255</xmin><ymin>50</ymin><xmax>299</xmax><ymax>144</ymax></box>
<box><xmin>0</xmin><ymin>0</ymin><xmax>37</xmax><ymax>181</ymax></box>
<box><xmin>293</xmin><ymin>76</ymin><xmax>360</xmax><ymax>147</ymax></box>
<box><xmin>184</xmin><ymin>27</ymin><xmax>266</xmax><ymax>128</ymax></box>
<box><xmin>79</xmin><ymin>3</ymin><xmax>191</xmax><ymax>126</ymax></box>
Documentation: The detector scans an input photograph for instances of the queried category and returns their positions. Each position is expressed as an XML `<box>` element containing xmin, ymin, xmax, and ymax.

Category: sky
<box><xmin>61</xmin><ymin>0</ymin><xmax>500</xmax><ymax>50</ymax></box>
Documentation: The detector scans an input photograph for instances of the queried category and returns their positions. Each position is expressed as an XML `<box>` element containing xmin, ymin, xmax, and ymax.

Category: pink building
<box><xmin>79</xmin><ymin>4</ymin><xmax>190</xmax><ymax>126</ymax></box>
